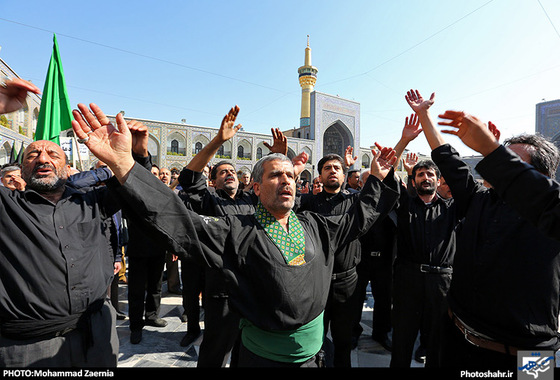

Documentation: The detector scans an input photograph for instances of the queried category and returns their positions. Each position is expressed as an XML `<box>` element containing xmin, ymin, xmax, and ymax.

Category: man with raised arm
<box><xmin>72</xmin><ymin>103</ymin><xmax>400</xmax><ymax>367</ymax></box>
<box><xmin>408</xmin><ymin>90</ymin><xmax>560</xmax><ymax>370</ymax></box>
<box><xmin>0</xmin><ymin>101</ymin><xmax>151</xmax><ymax>367</ymax></box>
<box><xmin>384</xmin><ymin>111</ymin><xmax>460</xmax><ymax>368</ymax></box>
<box><xmin>438</xmin><ymin>110</ymin><xmax>560</xmax><ymax>239</ymax></box>
<box><xmin>175</xmin><ymin>107</ymin><xmax>291</xmax><ymax>366</ymax></box>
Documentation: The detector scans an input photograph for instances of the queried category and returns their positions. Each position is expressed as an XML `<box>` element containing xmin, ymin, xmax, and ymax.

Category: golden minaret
<box><xmin>298</xmin><ymin>36</ymin><xmax>318</xmax><ymax>128</ymax></box>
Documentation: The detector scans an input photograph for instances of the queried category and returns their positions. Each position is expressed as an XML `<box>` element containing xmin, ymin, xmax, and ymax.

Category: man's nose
<box><xmin>36</xmin><ymin>151</ymin><xmax>51</xmax><ymax>163</ymax></box>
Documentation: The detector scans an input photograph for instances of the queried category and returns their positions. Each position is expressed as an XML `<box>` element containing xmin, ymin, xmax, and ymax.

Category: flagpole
<box><xmin>72</xmin><ymin>134</ymin><xmax>85</xmax><ymax>171</ymax></box>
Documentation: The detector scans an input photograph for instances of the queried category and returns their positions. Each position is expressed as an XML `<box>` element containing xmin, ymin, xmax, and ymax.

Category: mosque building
<box><xmin>83</xmin><ymin>38</ymin><xmax>376</xmax><ymax>181</ymax></box>
<box><xmin>0</xmin><ymin>39</ymin><xmax>378</xmax><ymax>177</ymax></box>
<box><xmin>1</xmin><ymin>39</ymin><xmax>502</xmax><ymax>181</ymax></box>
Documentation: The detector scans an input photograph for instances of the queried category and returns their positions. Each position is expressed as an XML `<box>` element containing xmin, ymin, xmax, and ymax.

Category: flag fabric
<box><xmin>35</xmin><ymin>34</ymin><xmax>72</xmax><ymax>145</ymax></box>
<box><xmin>15</xmin><ymin>142</ymin><xmax>24</xmax><ymax>164</ymax></box>
<box><xmin>8</xmin><ymin>140</ymin><xmax>17</xmax><ymax>163</ymax></box>
<box><xmin>8</xmin><ymin>140</ymin><xmax>25</xmax><ymax>164</ymax></box>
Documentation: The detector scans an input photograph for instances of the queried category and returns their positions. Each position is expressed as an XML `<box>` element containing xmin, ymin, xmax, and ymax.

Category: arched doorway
<box><xmin>323</xmin><ymin>121</ymin><xmax>353</xmax><ymax>157</ymax></box>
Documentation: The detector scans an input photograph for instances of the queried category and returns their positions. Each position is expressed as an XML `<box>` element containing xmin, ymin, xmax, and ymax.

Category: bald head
<box><xmin>22</xmin><ymin>140</ymin><xmax>70</xmax><ymax>193</ymax></box>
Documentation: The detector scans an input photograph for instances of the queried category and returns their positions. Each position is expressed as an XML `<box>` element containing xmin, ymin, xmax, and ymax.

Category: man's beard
<box><xmin>322</xmin><ymin>180</ymin><xmax>341</xmax><ymax>192</ymax></box>
<box><xmin>415</xmin><ymin>180</ymin><xmax>436</xmax><ymax>196</ymax></box>
<box><xmin>24</xmin><ymin>164</ymin><xmax>68</xmax><ymax>193</ymax></box>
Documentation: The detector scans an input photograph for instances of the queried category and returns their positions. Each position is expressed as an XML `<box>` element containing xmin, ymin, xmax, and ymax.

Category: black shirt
<box><xmin>394</xmin><ymin>172</ymin><xmax>457</xmax><ymax>268</ymax></box>
<box><xmin>111</xmin><ymin>163</ymin><xmax>400</xmax><ymax>330</ymax></box>
<box><xmin>178</xmin><ymin>168</ymin><xmax>257</xmax><ymax>216</ymax></box>
<box><xmin>296</xmin><ymin>187</ymin><xmax>363</xmax><ymax>272</ymax></box>
<box><xmin>0</xmin><ymin>183</ymin><xmax>118</xmax><ymax>322</ymax></box>
<box><xmin>432</xmin><ymin>144</ymin><xmax>560</xmax><ymax>349</ymax></box>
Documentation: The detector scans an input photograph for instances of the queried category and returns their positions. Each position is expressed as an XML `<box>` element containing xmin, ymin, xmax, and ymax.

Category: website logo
<box><xmin>518</xmin><ymin>351</ymin><xmax>554</xmax><ymax>380</ymax></box>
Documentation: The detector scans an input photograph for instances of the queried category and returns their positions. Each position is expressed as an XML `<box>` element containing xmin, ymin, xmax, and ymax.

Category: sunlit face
<box><xmin>159</xmin><ymin>168</ymin><xmax>171</xmax><ymax>185</ymax></box>
<box><xmin>253</xmin><ymin>159</ymin><xmax>296</xmax><ymax>216</ymax></box>
<box><xmin>22</xmin><ymin>140</ymin><xmax>70</xmax><ymax>193</ymax></box>
<box><xmin>347</xmin><ymin>171</ymin><xmax>361</xmax><ymax>189</ymax></box>
<box><xmin>1</xmin><ymin>169</ymin><xmax>21</xmax><ymax>190</ymax></box>
<box><xmin>312</xmin><ymin>176</ymin><xmax>323</xmax><ymax>195</ymax></box>
<box><xmin>320</xmin><ymin>159</ymin><xmax>345</xmax><ymax>192</ymax></box>
<box><xmin>213</xmin><ymin>164</ymin><xmax>238</xmax><ymax>192</ymax></box>
<box><xmin>412</xmin><ymin>167</ymin><xmax>440</xmax><ymax>196</ymax></box>
<box><xmin>151</xmin><ymin>166</ymin><xmax>159</xmax><ymax>177</ymax></box>
<box><xmin>241</xmin><ymin>172</ymin><xmax>251</xmax><ymax>185</ymax></box>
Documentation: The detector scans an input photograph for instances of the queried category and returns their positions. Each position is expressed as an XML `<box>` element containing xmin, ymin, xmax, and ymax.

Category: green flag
<box><xmin>35</xmin><ymin>34</ymin><xmax>72</xmax><ymax>145</ymax></box>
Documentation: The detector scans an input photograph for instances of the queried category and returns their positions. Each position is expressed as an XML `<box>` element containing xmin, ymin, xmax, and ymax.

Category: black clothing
<box><xmin>476</xmin><ymin>144</ymin><xmax>560</xmax><ymax>241</ymax></box>
<box><xmin>432</xmin><ymin>144</ymin><xmax>560</xmax><ymax>365</ymax></box>
<box><xmin>0</xmin><ymin>185</ymin><xmax>118</xmax><ymax>325</ymax></box>
<box><xmin>179</xmin><ymin>168</ymin><xmax>256</xmax><ymax>367</ymax></box>
<box><xmin>296</xmin><ymin>186</ymin><xmax>369</xmax><ymax>367</ymax></box>
<box><xmin>390</xmin><ymin>171</ymin><xmax>458</xmax><ymax>368</ymax></box>
<box><xmin>296</xmin><ymin>187</ymin><xmax>363</xmax><ymax>291</ymax></box>
<box><xmin>354</xmin><ymin>212</ymin><xmax>397</xmax><ymax>342</ymax></box>
<box><xmin>110</xmin><ymin>163</ymin><xmax>399</xmax><ymax>364</ymax></box>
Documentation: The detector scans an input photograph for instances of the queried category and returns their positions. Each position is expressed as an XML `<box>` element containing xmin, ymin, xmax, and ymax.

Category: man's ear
<box><xmin>253</xmin><ymin>182</ymin><xmax>261</xmax><ymax>196</ymax></box>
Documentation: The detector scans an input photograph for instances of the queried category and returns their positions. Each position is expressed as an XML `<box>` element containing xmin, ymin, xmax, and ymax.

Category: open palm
<box><xmin>71</xmin><ymin>103</ymin><xmax>133</xmax><ymax>170</ymax></box>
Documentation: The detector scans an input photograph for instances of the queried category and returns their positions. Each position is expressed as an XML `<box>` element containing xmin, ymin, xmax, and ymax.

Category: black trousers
<box><xmin>127</xmin><ymin>254</ymin><xmax>166</xmax><ymax>331</ymax></box>
<box><xmin>390</xmin><ymin>259</ymin><xmax>451</xmax><ymax>367</ymax></box>
<box><xmin>323</xmin><ymin>268</ymin><xmax>364</xmax><ymax>367</ymax></box>
<box><xmin>353</xmin><ymin>254</ymin><xmax>393</xmax><ymax>339</ymax></box>
<box><xmin>197</xmin><ymin>295</ymin><xmax>240</xmax><ymax>367</ymax></box>
<box><xmin>0</xmin><ymin>301</ymin><xmax>118</xmax><ymax>367</ymax></box>
<box><xmin>181</xmin><ymin>258</ymin><xmax>204</xmax><ymax>334</ymax></box>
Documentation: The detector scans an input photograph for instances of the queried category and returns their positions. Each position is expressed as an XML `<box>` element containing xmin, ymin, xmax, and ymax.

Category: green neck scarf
<box><xmin>254</xmin><ymin>202</ymin><xmax>306</xmax><ymax>266</ymax></box>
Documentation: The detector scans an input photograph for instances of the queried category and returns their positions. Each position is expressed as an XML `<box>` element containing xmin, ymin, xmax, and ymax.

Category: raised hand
<box><xmin>292</xmin><ymin>151</ymin><xmax>309</xmax><ymax>177</ymax></box>
<box><xmin>403</xmin><ymin>152</ymin><xmax>419</xmax><ymax>175</ymax></box>
<box><xmin>401</xmin><ymin>113</ymin><xmax>422</xmax><ymax>142</ymax></box>
<box><xmin>0</xmin><ymin>78</ymin><xmax>41</xmax><ymax>114</ymax></box>
<box><xmin>344</xmin><ymin>145</ymin><xmax>357</xmax><ymax>168</ymax></box>
<box><xmin>216</xmin><ymin>105</ymin><xmax>242</xmax><ymax>142</ymax></box>
<box><xmin>405</xmin><ymin>89</ymin><xmax>435</xmax><ymax>114</ymax></box>
<box><xmin>127</xmin><ymin>119</ymin><xmax>149</xmax><ymax>157</ymax></box>
<box><xmin>71</xmin><ymin>103</ymin><xmax>135</xmax><ymax>182</ymax></box>
<box><xmin>488</xmin><ymin>121</ymin><xmax>500</xmax><ymax>141</ymax></box>
<box><xmin>438</xmin><ymin>110</ymin><xmax>500</xmax><ymax>156</ymax></box>
<box><xmin>371</xmin><ymin>143</ymin><xmax>397</xmax><ymax>180</ymax></box>
<box><xmin>263</xmin><ymin>127</ymin><xmax>288</xmax><ymax>155</ymax></box>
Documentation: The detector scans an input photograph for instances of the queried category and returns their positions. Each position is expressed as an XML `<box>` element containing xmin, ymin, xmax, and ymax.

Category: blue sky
<box><xmin>1</xmin><ymin>0</ymin><xmax>560</xmax><ymax>156</ymax></box>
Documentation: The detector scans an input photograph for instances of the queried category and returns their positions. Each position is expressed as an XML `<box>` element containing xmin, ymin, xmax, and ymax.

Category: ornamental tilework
<box><xmin>254</xmin><ymin>202</ymin><xmax>306</xmax><ymax>266</ymax></box>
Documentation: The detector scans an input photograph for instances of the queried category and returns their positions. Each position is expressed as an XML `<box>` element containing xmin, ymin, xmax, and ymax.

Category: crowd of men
<box><xmin>1</xmin><ymin>78</ymin><xmax>560</xmax><ymax>370</ymax></box>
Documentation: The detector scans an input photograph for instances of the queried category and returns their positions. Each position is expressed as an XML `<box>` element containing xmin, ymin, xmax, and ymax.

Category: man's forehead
<box><xmin>25</xmin><ymin>141</ymin><xmax>64</xmax><ymax>155</ymax></box>
<box><xmin>216</xmin><ymin>164</ymin><xmax>235</xmax><ymax>172</ymax></box>
<box><xmin>415</xmin><ymin>167</ymin><xmax>437</xmax><ymax>175</ymax></box>
<box><xmin>264</xmin><ymin>159</ymin><xmax>294</xmax><ymax>173</ymax></box>
<box><xmin>323</xmin><ymin>160</ymin><xmax>343</xmax><ymax>168</ymax></box>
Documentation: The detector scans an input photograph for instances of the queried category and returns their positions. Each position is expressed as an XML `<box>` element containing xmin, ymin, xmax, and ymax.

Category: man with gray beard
<box><xmin>0</xmin><ymin>98</ymin><xmax>151</xmax><ymax>366</ymax></box>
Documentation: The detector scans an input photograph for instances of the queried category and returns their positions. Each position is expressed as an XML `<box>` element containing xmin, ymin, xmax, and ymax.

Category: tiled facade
<box><xmin>0</xmin><ymin>58</ymin><xmax>39</xmax><ymax>165</ymax></box>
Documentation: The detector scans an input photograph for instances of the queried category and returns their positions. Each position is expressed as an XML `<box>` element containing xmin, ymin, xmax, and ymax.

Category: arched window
<box><xmin>237</xmin><ymin>145</ymin><xmax>244</xmax><ymax>159</ymax></box>
<box><xmin>256</xmin><ymin>147</ymin><xmax>263</xmax><ymax>160</ymax></box>
<box><xmin>171</xmin><ymin>139</ymin><xmax>179</xmax><ymax>153</ymax></box>
<box><xmin>217</xmin><ymin>145</ymin><xmax>224</xmax><ymax>157</ymax></box>
<box><xmin>195</xmin><ymin>142</ymin><xmax>203</xmax><ymax>154</ymax></box>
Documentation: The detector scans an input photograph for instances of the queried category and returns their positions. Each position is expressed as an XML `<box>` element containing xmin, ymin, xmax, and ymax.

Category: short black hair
<box><xmin>347</xmin><ymin>169</ymin><xmax>360</xmax><ymax>178</ymax></box>
<box><xmin>317</xmin><ymin>154</ymin><xmax>347</xmax><ymax>174</ymax></box>
<box><xmin>210</xmin><ymin>160</ymin><xmax>235</xmax><ymax>180</ymax></box>
<box><xmin>411</xmin><ymin>160</ymin><xmax>440</xmax><ymax>180</ymax></box>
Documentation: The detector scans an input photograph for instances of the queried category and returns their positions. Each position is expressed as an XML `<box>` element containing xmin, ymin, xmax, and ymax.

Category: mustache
<box><xmin>278</xmin><ymin>186</ymin><xmax>293</xmax><ymax>195</ymax></box>
<box><xmin>32</xmin><ymin>164</ymin><xmax>56</xmax><ymax>175</ymax></box>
